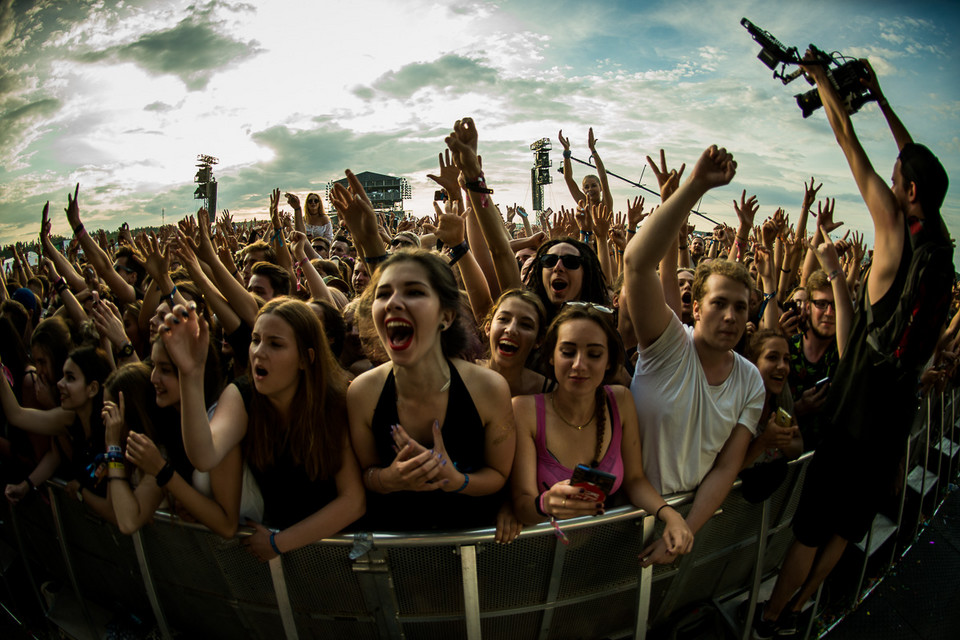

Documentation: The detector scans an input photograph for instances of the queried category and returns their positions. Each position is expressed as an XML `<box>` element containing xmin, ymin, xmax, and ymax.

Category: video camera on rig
<box><xmin>741</xmin><ymin>17</ymin><xmax>874</xmax><ymax>119</ymax></box>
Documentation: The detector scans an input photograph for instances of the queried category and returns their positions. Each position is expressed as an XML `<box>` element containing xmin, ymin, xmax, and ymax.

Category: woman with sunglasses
<box><xmin>288</xmin><ymin>192</ymin><xmax>333</xmax><ymax>243</ymax></box>
<box><xmin>501</xmin><ymin>303</ymin><xmax>692</xmax><ymax>554</ymax></box>
<box><xmin>528</xmin><ymin>238</ymin><xmax>610</xmax><ymax>324</ymax></box>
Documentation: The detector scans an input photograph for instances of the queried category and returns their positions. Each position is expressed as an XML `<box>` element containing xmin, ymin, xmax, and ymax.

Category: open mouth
<box><xmin>253</xmin><ymin>364</ymin><xmax>269</xmax><ymax>379</ymax></box>
<box><xmin>551</xmin><ymin>279</ymin><xmax>568</xmax><ymax>292</ymax></box>
<box><xmin>497</xmin><ymin>338</ymin><xmax>520</xmax><ymax>357</ymax></box>
<box><xmin>681</xmin><ymin>292</ymin><xmax>692</xmax><ymax>304</ymax></box>
<box><xmin>385</xmin><ymin>319</ymin><xmax>414</xmax><ymax>351</ymax></box>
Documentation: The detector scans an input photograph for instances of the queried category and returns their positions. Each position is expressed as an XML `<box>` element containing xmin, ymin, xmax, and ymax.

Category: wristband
<box><xmin>155</xmin><ymin>462</ymin><xmax>174</xmax><ymax>487</ymax></box>
<box><xmin>107</xmin><ymin>445</ymin><xmax>122</xmax><ymax>455</ymax></box>
<box><xmin>781</xmin><ymin>268</ymin><xmax>791</xmax><ymax>273</ymax></box>
<box><xmin>563</xmin><ymin>150</ymin><xmax>571</xmax><ymax>159</ymax></box>
<box><xmin>54</xmin><ymin>278</ymin><xmax>67</xmax><ymax>294</ymax></box>
<box><xmin>269</xmin><ymin>532</ymin><xmax>283</xmax><ymax>555</ymax></box>
<box><xmin>517</xmin><ymin>208</ymin><xmax>528</xmax><ymax>218</ymax></box>
<box><xmin>627</xmin><ymin>228</ymin><xmax>636</xmax><ymax>235</ymax></box>
<box><xmin>73</xmin><ymin>224</ymin><xmax>85</xmax><ymax>236</ymax></box>
<box><xmin>827</xmin><ymin>269</ymin><xmax>843</xmax><ymax>282</ymax></box>
<box><xmin>271</xmin><ymin>229</ymin><xmax>284</xmax><ymax>244</ymax></box>
<box><xmin>25</xmin><ymin>477</ymin><xmax>35</xmax><ymax>491</ymax></box>
<box><xmin>452</xmin><ymin>473</ymin><xmax>469</xmax><ymax>493</ymax></box>
<box><xmin>107</xmin><ymin>461</ymin><xmax>125</xmax><ymax>470</ymax></box>
<box><xmin>655</xmin><ymin>504</ymin><xmax>670</xmax><ymax>521</ymax></box>
<box><xmin>463</xmin><ymin>175</ymin><xmax>493</xmax><ymax>208</ymax></box>
<box><xmin>159</xmin><ymin>284</ymin><xmax>177</xmax><ymax>305</ymax></box>
<box><xmin>535</xmin><ymin>491</ymin><xmax>548</xmax><ymax>517</ymax></box>
<box><xmin>447</xmin><ymin>241</ymin><xmax>470</xmax><ymax>267</ymax></box>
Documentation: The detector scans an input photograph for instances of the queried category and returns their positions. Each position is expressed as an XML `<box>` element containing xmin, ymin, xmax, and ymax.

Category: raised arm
<box><xmin>558</xmin><ymin>130</ymin><xmax>586</xmax><ymax>205</ymax></box>
<box><xmin>587</xmin><ymin>128</ymin><xmax>615</xmax><ymax>210</ymax></box>
<box><xmin>40</xmin><ymin>203</ymin><xmax>87</xmax><ymax>292</ymax></box>
<box><xmin>801</xmin><ymin>52</ymin><xmax>902</xmax><ymax>303</ymax></box>
<box><xmin>625</xmin><ymin>147</ymin><xmax>739</xmax><ymax>348</ymax></box>
<box><xmin>63</xmin><ymin>185</ymin><xmax>137</xmax><ymax>304</ymax></box>
<box><xmin>811</xmin><ymin>221</ymin><xmax>854</xmax><ymax>358</ymax></box>
<box><xmin>160</xmin><ymin>303</ymin><xmax>248</xmax><ymax>471</ymax></box>
<box><xmin>445</xmin><ymin>117</ymin><xmax>521</xmax><ymax>295</ymax></box>
<box><xmin>860</xmin><ymin>59</ymin><xmax>912</xmax><ymax>151</ymax></box>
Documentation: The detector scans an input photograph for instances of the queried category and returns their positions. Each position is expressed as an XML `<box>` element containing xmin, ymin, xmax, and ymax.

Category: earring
<box><xmin>440</xmin><ymin>323</ymin><xmax>448</xmax><ymax>331</ymax></box>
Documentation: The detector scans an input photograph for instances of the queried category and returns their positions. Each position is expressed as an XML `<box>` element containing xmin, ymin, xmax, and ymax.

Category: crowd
<box><xmin>0</xmin><ymin>57</ymin><xmax>956</xmax><ymax>638</ymax></box>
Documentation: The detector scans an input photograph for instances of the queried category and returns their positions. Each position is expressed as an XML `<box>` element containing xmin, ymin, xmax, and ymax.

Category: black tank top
<box><xmin>362</xmin><ymin>361</ymin><xmax>501</xmax><ymax>531</ymax></box>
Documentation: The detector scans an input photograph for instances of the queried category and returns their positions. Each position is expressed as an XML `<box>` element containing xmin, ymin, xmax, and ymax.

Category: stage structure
<box><xmin>193</xmin><ymin>154</ymin><xmax>219</xmax><ymax>216</ymax></box>
<box><xmin>326</xmin><ymin>171</ymin><xmax>411</xmax><ymax>223</ymax></box>
<box><xmin>529</xmin><ymin>138</ymin><xmax>553</xmax><ymax>213</ymax></box>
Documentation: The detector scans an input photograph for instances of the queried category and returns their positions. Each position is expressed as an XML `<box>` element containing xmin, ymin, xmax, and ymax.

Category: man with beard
<box><xmin>753</xmin><ymin>56</ymin><xmax>953</xmax><ymax>639</ymax></box>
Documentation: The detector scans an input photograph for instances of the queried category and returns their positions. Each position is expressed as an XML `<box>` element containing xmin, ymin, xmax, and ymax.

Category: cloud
<box><xmin>355</xmin><ymin>54</ymin><xmax>499</xmax><ymax>100</ymax></box>
<box><xmin>144</xmin><ymin>100</ymin><xmax>175</xmax><ymax>112</ymax></box>
<box><xmin>75</xmin><ymin>6</ymin><xmax>262</xmax><ymax>90</ymax></box>
<box><xmin>0</xmin><ymin>98</ymin><xmax>62</xmax><ymax>169</ymax></box>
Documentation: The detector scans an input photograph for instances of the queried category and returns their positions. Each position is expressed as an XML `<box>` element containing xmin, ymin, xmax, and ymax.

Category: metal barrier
<box><xmin>4</xmin><ymin>387</ymin><xmax>958</xmax><ymax>639</ymax></box>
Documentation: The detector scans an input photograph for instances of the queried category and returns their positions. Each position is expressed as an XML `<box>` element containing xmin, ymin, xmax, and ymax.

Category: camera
<box><xmin>741</xmin><ymin>18</ymin><xmax>875</xmax><ymax>118</ymax></box>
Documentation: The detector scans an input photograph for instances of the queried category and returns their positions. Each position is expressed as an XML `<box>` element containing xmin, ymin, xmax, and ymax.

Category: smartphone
<box><xmin>814</xmin><ymin>376</ymin><xmax>830</xmax><ymax>392</ymax></box>
<box><xmin>774</xmin><ymin>407</ymin><xmax>792</xmax><ymax>427</ymax></box>
<box><xmin>434</xmin><ymin>190</ymin><xmax>447</xmax><ymax>201</ymax></box>
<box><xmin>570</xmin><ymin>464</ymin><xmax>616</xmax><ymax>503</ymax></box>
<box><xmin>782</xmin><ymin>300</ymin><xmax>798</xmax><ymax>315</ymax></box>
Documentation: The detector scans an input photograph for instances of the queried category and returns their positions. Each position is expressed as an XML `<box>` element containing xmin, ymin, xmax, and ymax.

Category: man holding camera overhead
<box><xmin>753</xmin><ymin>54</ymin><xmax>953</xmax><ymax>639</ymax></box>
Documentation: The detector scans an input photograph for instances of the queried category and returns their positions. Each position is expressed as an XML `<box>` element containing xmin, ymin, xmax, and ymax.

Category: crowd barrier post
<box><xmin>741</xmin><ymin>499</ymin><xmax>770</xmax><ymax>640</ymax></box>
<box><xmin>47</xmin><ymin>486</ymin><xmax>99</xmax><ymax>640</ymax></box>
<box><xmin>460</xmin><ymin>544</ymin><xmax>482</xmax><ymax>640</ymax></box>
<box><xmin>352</xmin><ymin>546</ymin><xmax>405</xmax><ymax>638</ymax></box>
<box><xmin>131</xmin><ymin>529</ymin><xmax>172</xmax><ymax>640</ymax></box>
<box><xmin>633</xmin><ymin>514</ymin><xmax>655</xmax><ymax>640</ymax></box>
<box><xmin>268</xmin><ymin>554</ymin><xmax>299</xmax><ymax>639</ymax></box>
<box><xmin>950</xmin><ymin>388</ymin><xmax>958</xmax><ymax>482</ymax></box>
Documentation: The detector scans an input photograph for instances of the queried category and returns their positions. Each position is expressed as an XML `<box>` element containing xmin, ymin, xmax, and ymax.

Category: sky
<box><xmin>1</xmin><ymin>0</ymin><xmax>958</xmax><ymax>262</ymax></box>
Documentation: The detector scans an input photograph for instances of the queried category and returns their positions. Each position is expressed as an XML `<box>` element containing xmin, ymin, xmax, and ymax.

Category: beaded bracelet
<box><xmin>452</xmin><ymin>473</ymin><xmax>470</xmax><ymax>493</ymax></box>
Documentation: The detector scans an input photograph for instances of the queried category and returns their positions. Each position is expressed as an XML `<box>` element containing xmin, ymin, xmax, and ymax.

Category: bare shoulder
<box><xmin>347</xmin><ymin>362</ymin><xmax>391</xmax><ymax>402</ymax></box>
<box><xmin>511</xmin><ymin>394</ymin><xmax>538</xmax><ymax>436</ymax></box>
<box><xmin>453</xmin><ymin>359</ymin><xmax>510</xmax><ymax>398</ymax></box>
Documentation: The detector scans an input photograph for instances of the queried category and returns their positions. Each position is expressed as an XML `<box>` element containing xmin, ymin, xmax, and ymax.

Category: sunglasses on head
<box><xmin>540</xmin><ymin>254</ymin><xmax>582</xmax><ymax>270</ymax></box>
<box><xmin>391</xmin><ymin>238</ymin><xmax>416</xmax><ymax>248</ymax></box>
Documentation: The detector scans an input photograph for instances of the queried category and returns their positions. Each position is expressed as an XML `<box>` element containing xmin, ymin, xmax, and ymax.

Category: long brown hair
<box><xmin>245</xmin><ymin>298</ymin><xmax>348</xmax><ymax>480</ymax></box>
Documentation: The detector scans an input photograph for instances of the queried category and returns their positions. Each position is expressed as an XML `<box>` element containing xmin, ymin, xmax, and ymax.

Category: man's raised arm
<box><xmin>802</xmin><ymin>52</ymin><xmax>901</xmax><ymax>304</ymax></box>
<box><xmin>624</xmin><ymin>146</ymin><xmax>737</xmax><ymax>348</ymax></box>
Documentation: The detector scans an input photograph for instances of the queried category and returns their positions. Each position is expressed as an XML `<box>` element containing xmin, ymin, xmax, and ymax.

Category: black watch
<box><xmin>118</xmin><ymin>342</ymin><xmax>135</xmax><ymax>359</ymax></box>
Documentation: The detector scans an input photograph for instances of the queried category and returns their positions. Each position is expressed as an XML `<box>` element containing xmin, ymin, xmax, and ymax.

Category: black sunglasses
<box><xmin>540</xmin><ymin>254</ymin><xmax>582</xmax><ymax>270</ymax></box>
<box><xmin>114</xmin><ymin>263</ymin><xmax>136</xmax><ymax>274</ymax></box>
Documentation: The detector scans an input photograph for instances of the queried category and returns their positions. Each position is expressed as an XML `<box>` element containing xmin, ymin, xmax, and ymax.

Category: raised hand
<box><xmin>64</xmin><ymin>184</ymin><xmax>81</xmax><ymax>230</ymax></box>
<box><xmin>802</xmin><ymin>176</ymin><xmax>822</xmax><ymax>211</ymax></box>
<box><xmin>102</xmin><ymin>391</ymin><xmax>126</xmax><ymax>448</ymax></box>
<box><xmin>91</xmin><ymin>297</ymin><xmax>131</xmax><ymax>351</ymax></box>
<box><xmin>426</xmin><ymin>149</ymin><xmax>463</xmax><ymax>201</ymax></box>
<box><xmin>434</xmin><ymin>201</ymin><xmax>466</xmax><ymax>247</ymax></box>
<box><xmin>587</xmin><ymin>127</ymin><xmax>598</xmax><ymax>154</ymax></box>
<box><xmin>158</xmin><ymin>302</ymin><xmax>208</xmax><ymax>378</ymax></box>
<box><xmin>40</xmin><ymin>202</ymin><xmax>52</xmax><ymax>243</ymax></box>
<box><xmin>815</xmin><ymin>198</ymin><xmax>842</xmax><ymax>233</ymax></box>
<box><xmin>591</xmin><ymin>202</ymin><xmax>612</xmax><ymax>238</ymax></box>
<box><xmin>444</xmin><ymin>117</ymin><xmax>481</xmax><ymax>180</ymax></box>
<box><xmin>645</xmin><ymin>149</ymin><xmax>686</xmax><ymax>201</ymax></box>
<box><xmin>627</xmin><ymin>196</ymin><xmax>647</xmax><ymax>228</ymax></box>
<box><xmin>329</xmin><ymin>170</ymin><xmax>378</xmax><ymax>244</ymax></box>
<box><xmin>558</xmin><ymin>129</ymin><xmax>571</xmax><ymax>151</ymax></box>
<box><xmin>284</xmin><ymin>192</ymin><xmax>301</xmax><ymax>211</ymax></box>
<box><xmin>733</xmin><ymin>190</ymin><xmax>759</xmax><ymax>229</ymax></box>
<box><xmin>690</xmin><ymin>145</ymin><xmax>737</xmax><ymax>191</ymax></box>
<box><xmin>134</xmin><ymin>232</ymin><xmax>170</xmax><ymax>284</ymax></box>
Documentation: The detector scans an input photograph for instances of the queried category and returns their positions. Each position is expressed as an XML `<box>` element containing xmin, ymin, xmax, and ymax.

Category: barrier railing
<box><xmin>3</xmin><ymin>387</ymin><xmax>958</xmax><ymax>639</ymax></box>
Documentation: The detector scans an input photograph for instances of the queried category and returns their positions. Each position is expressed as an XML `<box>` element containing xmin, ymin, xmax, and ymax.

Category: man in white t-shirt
<box><xmin>624</xmin><ymin>146</ymin><xmax>765</xmax><ymax>566</ymax></box>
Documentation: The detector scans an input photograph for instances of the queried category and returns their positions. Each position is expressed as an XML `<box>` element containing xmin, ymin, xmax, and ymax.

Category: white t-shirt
<box><xmin>631</xmin><ymin>314</ymin><xmax>764</xmax><ymax>495</ymax></box>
